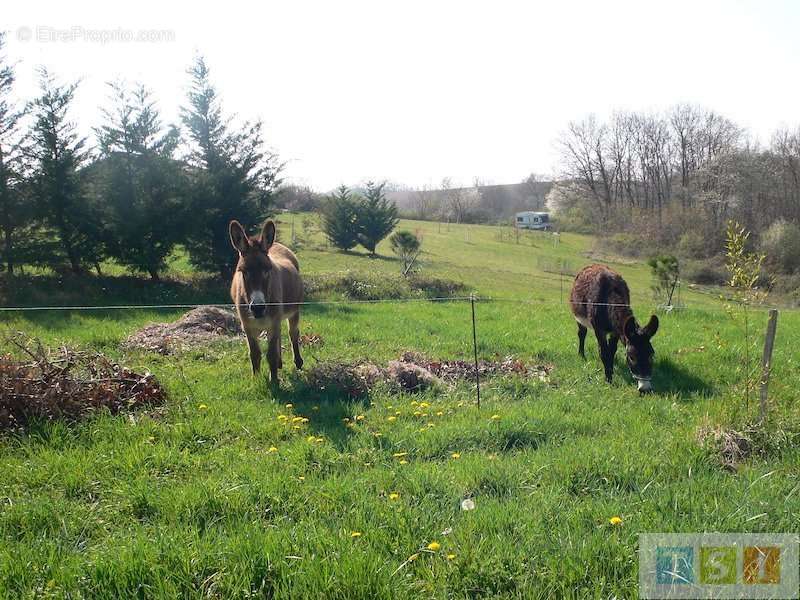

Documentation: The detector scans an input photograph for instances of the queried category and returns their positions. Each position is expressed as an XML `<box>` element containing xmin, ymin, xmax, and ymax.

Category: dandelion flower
<box><xmin>277</xmin><ymin>415</ymin><xmax>288</xmax><ymax>421</ymax></box>
<box><xmin>413</xmin><ymin>411</ymin><xmax>423</xmax><ymax>417</ymax></box>
<box><xmin>451</xmin><ymin>452</ymin><xmax>461</xmax><ymax>459</ymax></box>
<box><xmin>609</xmin><ymin>516</ymin><xmax>623</xmax><ymax>526</ymax></box>
<box><xmin>436</xmin><ymin>411</ymin><xmax>444</xmax><ymax>416</ymax></box>
<box><xmin>392</xmin><ymin>452</ymin><xmax>408</xmax><ymax>458</ymax></box>
<box><xmin>292</xmin><ymin>416</ymin><xmax>304</xmax><ymax>423</ymax></box>
<box><xmin>298</xmin><ymin>476</ymin><xmax>305</xmax><ymax>481</ymax></box>
<box><xmin>307</xmin><ymin>435</ymin><xmax>317</xmax><ymax>442</ymax></box>
<box><xmin>387</xmin><ymin>416</ymin><xmax>397</xmax><ymax>422</ymax></box>
<box><xmin>427</xmin><ymin>541</ymin><xmax>441</xmax><ymax>552</ymax></box>
<box><xmin>351</xmin><ymin>531</ymin><xmax>362</xmax><ymax>538</ymax></box>
<box><xmin>461</xmin><ymin>498</ymin><xmax>476</xmax><ymax>511</ymax></box>
<box><xmin>490</xmin><ymin>414</ymin><xmax>501</xmax><ymax>420</ymax></box>
<box><xmin>388</xmin><ymin>492</ymin><xmax>400</xmax><ymax>500</ymax></box>
<box><xmin>268</xmin><ymin>446</ymin><xmax>278</xmax><ymax>453</ymax></box>
<box><xmin>356</xmin><ymin>415</ymin><xmax>365</xmax><ymax>421</ymax></box>
<box><xmin>198</xmin><ymin>404</ymin><xmax>208</xmax><ymax>410</ymax></box>
<box><xmin>373</xmin><ymin>432</ymin><xmax>383</xmax><ymax>437</ymax></box>
<box><xmin>446</xmin><ymin>553</ymin><xmax>456</xmax><ymax>560</ymax></box>
<box><xmin>315</xmin><ymin>437</ymin><xmax>324</xmax><ymax>443</ymax></box>
<box><xmin>399</xmin><ymin>459</ymin><xmax>408</xmax><ymax>465</ymax></box>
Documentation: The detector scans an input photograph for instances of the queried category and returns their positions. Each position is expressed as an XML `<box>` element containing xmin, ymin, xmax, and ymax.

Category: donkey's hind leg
<box><xmin>595</xmin><ymin>330</ymin><xmax>613</xmax><ymax>383</ymax></box>
<box><xmin>288</xmin><ymin>312</ymin><xmax>303</xmax><ymax>370</ymax></box>
<box><xmin>266</xmin><ymin>320</ymin><xmax>282</xmax><ymax>383</ymax></box>
<box><xmin>577</xmin><ymin>324</ymin><xmax>588</xmax><ymax>359</ymax></box>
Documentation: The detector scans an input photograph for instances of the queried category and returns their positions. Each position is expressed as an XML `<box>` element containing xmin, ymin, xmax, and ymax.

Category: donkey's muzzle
<box><xmin>250</xmin><ymin>303</ymin><xmax>266</xmax><ymax>318</ymax></box>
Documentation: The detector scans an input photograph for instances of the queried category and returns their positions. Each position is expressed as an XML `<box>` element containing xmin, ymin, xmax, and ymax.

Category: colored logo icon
<box><xmin>700</xmin><ymin>546</ymin><xmax>737</xmax><ymax>584</ymax></box>
<box><xmin>656</xmin><ymin>546</ymin><xmax>694</xmax><ymax>585</ymax></box>
<box><xmin>743</xmin><ymin>546</ymin><xmax>781</xmax><ymax>584</ymax></box>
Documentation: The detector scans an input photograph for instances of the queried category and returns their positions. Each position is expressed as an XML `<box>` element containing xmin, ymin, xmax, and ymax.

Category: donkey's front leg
<box><xmin>266</xmin><ymin>319</ymin><xmax>282</xmax><ymax>383</ymax></box>
<box><xmin>246</xmin><ymin>333</ymin><xmax>262</xmax><ymax>375</ymax></box>
<box><xmin>595</xmin><ymin>330</ymin><xmax>613</xmax><ymax>383</ymax></box>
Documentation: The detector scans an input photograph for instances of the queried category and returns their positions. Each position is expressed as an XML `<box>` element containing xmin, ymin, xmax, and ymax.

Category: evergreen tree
<box><xmin>28</xmin><ymin>68</ymin><xmax>102</xmax><ymax>273</ymax></box>
<box><xmin>356</xmin><ymin>181</ymin><xmax>398</xmax><ymax>255</ymax></box>
<box><xmin>180</xmin><ymin>55</ymin><xmax>281</xmax><ymax>277</ymax></box>
<box><xmin>0</xmin><ymin>33</ymin><xmax>29</xmax><ymax>274</ymax></box>
<box><xmin>94</xmin><ymin>82</ymin><xmax>186</xmax><ymax>280</ymax></box>
<box><xmin>320</xmin><ymin>185</ymin><xmax>360</xmax><ymax>250</ymax></box>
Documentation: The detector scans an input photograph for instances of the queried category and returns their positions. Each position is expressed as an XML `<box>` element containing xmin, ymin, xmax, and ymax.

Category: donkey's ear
<box><xmin>260</xmin><ymin>220</ymin><xmax>276</xmax><ymax>249</ymax></box>
<box><xmin>642</xmin><ymin>314</ymin><xmax>659</xmax><ymax>338</ymax></box>
<box><xmin>229</xmin><ymin>220</ymin><xmax>249</xmax><ymax>254</ymax></box>
<box><xmin>623</xmin><ymin>316</ymin><xmax>637</xmax><ymax>341</ymax></box>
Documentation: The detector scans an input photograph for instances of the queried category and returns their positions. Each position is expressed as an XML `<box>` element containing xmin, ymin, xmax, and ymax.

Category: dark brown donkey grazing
<box><xmin>229</xmin><ymin>219</ymin><xmax>304</xmax><ymax>384</ymax></box>
<box><xmin>570</xmin><ymin>264</ymin><xmax>659</xmax><ymax>392</ymax></box>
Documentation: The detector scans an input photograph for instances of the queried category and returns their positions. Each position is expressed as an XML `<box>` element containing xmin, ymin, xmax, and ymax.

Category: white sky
<box><xmin>4</xmin><ymin>0</ymin><xmax>800</xmax><ymax>191</ymax></box>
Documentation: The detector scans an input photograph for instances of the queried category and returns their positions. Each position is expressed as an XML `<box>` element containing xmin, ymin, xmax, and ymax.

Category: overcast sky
<box><xmin>4</xmin><ymin>0</ymin><xmax>800</xmax><ymax>191</ymax></box>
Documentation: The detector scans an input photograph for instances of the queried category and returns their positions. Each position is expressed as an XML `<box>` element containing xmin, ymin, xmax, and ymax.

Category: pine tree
<box><xmin>0</xmin><ymin>33</ymin><xmax>29</xmax><ymax>274</ymax></box>
<box><xmin>320</xmin><ymin>185</ymin><xmax>359</xmax><ymax>250</ymax></box>
<box><xmin>180</xmin><ymin>55</ymin><xmax>282</xmax><ymax>277</ymax></box>
<box><xmin>94</xmin><ymin>82</ymin><xmax>186</xmax><ymax>280</ymax></box>
<box><xmin>356</xmin><ymin>181</ymin><xmax>398</xmax><ymax>255</ymax></box>
<box><xmin>28</xmin><ymin>68</ymin><xmax>102</xmax><ymax>274</ymax></box>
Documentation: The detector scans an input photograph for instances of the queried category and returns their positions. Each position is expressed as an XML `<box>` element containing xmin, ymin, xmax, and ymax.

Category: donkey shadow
<box><xmin>618</xmin><ymin>356</ymin><xmax>713</xmax><ymax>400</ymax></box>
<box><xmin>266</xmin><ymin>374</ymin><xmax>373</xmax><ymax>449</ymax></box>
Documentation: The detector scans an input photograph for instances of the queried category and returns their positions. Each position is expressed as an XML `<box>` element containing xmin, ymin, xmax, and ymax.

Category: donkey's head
<box><xmin>622</xmin><ymin>315</ymin><xmax>659</xmax><ymax>393</ymax></box>
<box><xmin>229</xmin><ymin>219</ymin><xmax>276</xmax><ymax>319</ymax></box>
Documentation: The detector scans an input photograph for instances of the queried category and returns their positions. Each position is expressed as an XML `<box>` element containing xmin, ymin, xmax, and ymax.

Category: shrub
<box><xmin>760</xmin><ymin>219</ymin><xmax>800</xmax><ymax>274</ymax></box>
<box><xmin>684</xmin><ymin>259</ymin><xmax>728</xmax><ymax>286</ymax></box>
<box><xmin>389</xmin><ymin>230</ymin><xmax>421</xmax><ymax>275</ymax></box>
<box><xmin>320</xmin><ymin>186</ymin><xmax>360</xmax><ymax>251</ymax></box>
<box><xmin>647</xmin><ymin>255</ymin><xmax>680</xmax><ymax>305</ymax></box>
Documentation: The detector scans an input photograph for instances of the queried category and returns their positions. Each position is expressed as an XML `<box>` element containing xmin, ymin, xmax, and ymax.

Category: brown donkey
<box><xmin>570</xmin><ymin>264</ymin><xmax>659</xmax><ymax>392</ymax></box>
<box><xmin>229</xmin><ymin>219</ymin><xmax>303</xmax><ymax>383</ymax></box>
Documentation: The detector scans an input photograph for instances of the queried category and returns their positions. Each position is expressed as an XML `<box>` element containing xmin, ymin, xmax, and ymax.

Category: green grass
<box><xmin>1</xmin><ymin>216</ymin><xmax>799</xmax><ymax>598</ymax></box>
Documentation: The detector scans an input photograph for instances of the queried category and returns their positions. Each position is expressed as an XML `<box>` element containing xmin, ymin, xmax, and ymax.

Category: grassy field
<box><xmin>1</xmin><ymin>215</ymin><xmax>799</xmax><ymax>598</ymax></box>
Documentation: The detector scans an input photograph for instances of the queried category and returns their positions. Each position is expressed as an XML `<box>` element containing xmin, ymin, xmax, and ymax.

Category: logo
<box><xmin>640</xmin><ymin>533</ymin><xmax>798</xmax><ymax>598</ymax></box>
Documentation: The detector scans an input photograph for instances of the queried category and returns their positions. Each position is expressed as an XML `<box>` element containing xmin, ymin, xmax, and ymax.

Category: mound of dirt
<box><xmin>697</xmin><ymin>425</ymin><xmax>753</xmax><ymax>471</ymax></box>
<box><xmin>397</xmin><ymin>351</ymin><xmax>551</xmax><ymax>382</ymax></box>
<box><xmin>123</xmin><ymin>306</ymin><xmax>242</xmax><ymax>354</ymax></box>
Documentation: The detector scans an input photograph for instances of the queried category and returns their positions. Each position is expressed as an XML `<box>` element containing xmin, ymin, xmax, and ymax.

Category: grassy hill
<box><xmin>1</xmin><ymin>215</ymin><xmax>798</xmax><ymax>598</ymax></box>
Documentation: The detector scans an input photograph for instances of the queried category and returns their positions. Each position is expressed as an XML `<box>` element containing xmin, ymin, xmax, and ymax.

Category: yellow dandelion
<box><xmin>392</xmin><ymin>452</ymin><xmax>408</xmax><ymax>458</ymax></box>
<box><xmin>301</xmin><ymin>417</ymin><xmax>309</xmax><ymax>424</ymax></box>
<box><xmin>446</xmin><ymin>553</ymin><xmax>456</xmax><ymax>560</ymax></box>
<box><xmin>198</xmin><ymin>404</ymin><xmax>208</xmax><ymax>410</ymax></box>
<box><xmin>399</xmin><ymin>459</ymin><xmax>408</xmax><ymax>465</ymax></box>
<box><xmin>298</xmin><ymin>476</ymin><xmax>305</xmax><ymax>481</ymax></box>
<box><xmin>413</xmin><ymin>411</ymin><xmax>423</xmax><ymax>417</ymax></box>
<box><xmin>436</xmin><ymin>411</ymin><xmax>444</xmax><ymax>416</ymax></box>
<box><xmin>410</xmin><ymin>400</ymin><xmax>419</xmax><ymax>407</ymax></box>
<box><xmin>419</xmin><ymin>402</ymin><xmax>430</xmax><ymax>409</ymax></box>
<box><xmin>490</xmin><ymin>414</ymin><xmax>501</xmax><ymax>420</ymax></box>
<box><xmin>268</xmin><ymin>446</ymin><xmax>278</xmax><ymax>453</ymax></box>
<box><xmin>427</xmin><ymin>423</ymin><xmax>435</xmax><ymax>428</ymax></box>
<box><xmin>395</xmin><ymin>410</ymin><xmax>401</xmax><ymax>415</ymax></box>
<box><xmin>351</xmin><ymin>531</ymin><xmax>362</xmax><ymax>538</ymax></box>
<box><xmin>315</xmin><ymin>437</ymin><xmax>324</xmax><ymax>443</ymax></box>
<box><xmin>609</xmin><ymin>516</ymin><xmax>623</xmax><ymax>526</ymax></box>
<box><xmin>292</xmin><ymin>425</ymin><xmax>301</xmax><ymax>430</ymax></box>
<box><xmin>277</xmin><ymin>415</ymin><xmax>288</xmax><ymax>421</ymax></box>
<box><xmin>387</xmin><ymin>416</ymin><xmax>397</xmax><ymax>422</ymax></box>
<box><xmin>147</xmin><ymin>436</ymin><xmax>155</xmax><ymax>442</ymax></box>
<box><xmin>307</xmin><ymin>435</ymin><xmax>317</xmax><ymax>442</ymax></box>
<box><xmin>373</xmin><ymin>432</ymin><xmax>383</xmax><ymax>437</ymax></box>
<box><xmin>451</xmin><ymin>452</ymin><xmax>461</xmax><ymax>459</ymax></box>
<box><xmin>292</xmin><ymin>416</ymin><xmax>304</xmax><ymax>423</ymax></box>
<box><xmin>389</xmin><ymin>492</ymin><xmax>400</xmax><ymax>500</ymax></box>
<box><xmin>356</xmin><ymin>415</ymin><xmax>365</xmax><ymax>421</ymax></box>
<box><xmin>427</xmin><ymin>541</ymin><xmax>441</xmax><ymax>552</ymax></box>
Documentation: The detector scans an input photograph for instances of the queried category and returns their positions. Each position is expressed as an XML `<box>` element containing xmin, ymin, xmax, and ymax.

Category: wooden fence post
<box><xmin>470</xmin><ymin>294</ymin><xmax>481</xmax><ymax>408</ymax></box>
<box><xmin>759</xmin><ymin>309</ymin><xmax>778</xmax><ymax>422</ymax></box>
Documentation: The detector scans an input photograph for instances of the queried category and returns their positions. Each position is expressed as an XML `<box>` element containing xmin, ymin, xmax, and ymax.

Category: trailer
<box><xmin>514</xmin><ymin>211</ymin><xmax>551</xmax><ymax>230</ymax></box>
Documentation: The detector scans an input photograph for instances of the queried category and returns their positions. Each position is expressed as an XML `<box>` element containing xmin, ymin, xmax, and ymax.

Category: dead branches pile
<box><xmin>1</xmin><ymin>332</ymin><xmax>166</xmax><ymax>431</ymax></box>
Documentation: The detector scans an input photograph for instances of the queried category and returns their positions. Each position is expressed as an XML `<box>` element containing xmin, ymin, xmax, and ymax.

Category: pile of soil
<box><xmin>123</xmin><ymin>307</ymin><xmax>242</xmax><ymax>354</ymax></box>
<box><xmin>305</xmin><ymin>352</ymin><xmax>552</xmax><ymax>398</ymax></box>
<box><xmin>1</xmin><ymin>333</ymin><xmax>166</xmax><ymax>431</ymax></box>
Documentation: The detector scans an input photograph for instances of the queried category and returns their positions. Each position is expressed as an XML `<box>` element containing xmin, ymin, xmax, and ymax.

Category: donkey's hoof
<box><xmin>295</xmin><ymin>358</ymin><xmax>304</xmax><ymax>370</ymax></box>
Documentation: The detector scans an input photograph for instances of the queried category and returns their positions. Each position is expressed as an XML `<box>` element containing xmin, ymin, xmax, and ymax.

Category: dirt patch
<box><xmin>304</xmin><ymin>353</ymin><xmax>551</xmax><ymax>398</ymax></box>
<box><xmin>123</xmin><ymin>307</ymin><xmax>242</xmax><ymax>354</ymax></box>
<box><xmin>1</xmin><ymin>333</ymin><xmax>166</xmax><ymax>431</ymax></box>
<box><xmin>397</xmin><ymin>351</ymin><xmax>551</xmax><ymax>382</ymax></box>
<box><xmin>697</xmin><ymin>425</ymin><xmax>753</xmax><ymax>471</ymax></box>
